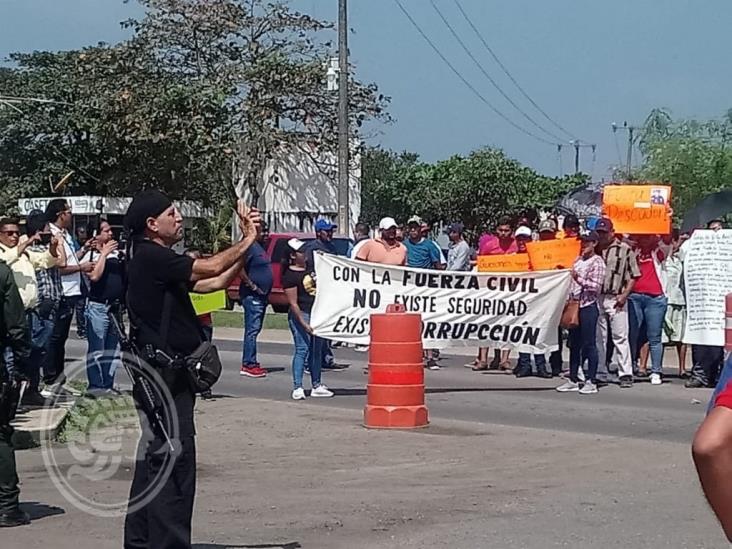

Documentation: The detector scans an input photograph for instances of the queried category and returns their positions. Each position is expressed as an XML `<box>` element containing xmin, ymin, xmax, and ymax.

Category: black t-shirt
<box><xmin>281</xmin><ymin>268</ymin><xmax>315</xmax><ymax>313</ymax></box>
<box><xmin>85</xmin><ymin>250</ymin><xmax>125</xmax><ymax>302</ymax></box>
<box><xmin>127</xmin><ymin>240</ymin><xmax>201</xmax><ymax>437</ymax></box>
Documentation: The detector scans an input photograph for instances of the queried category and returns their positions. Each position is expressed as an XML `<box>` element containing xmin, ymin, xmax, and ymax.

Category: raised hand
<box><xmin>102</xmin><ymin>240</ymin><xmax>119</xmax><ymax>256</ymax></box>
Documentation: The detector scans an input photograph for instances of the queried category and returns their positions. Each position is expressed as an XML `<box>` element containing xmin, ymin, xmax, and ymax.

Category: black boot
<box><xmin>0</xmin><ymin>508</ymin><xmax>30</xmax><ymax>528</ymax></box>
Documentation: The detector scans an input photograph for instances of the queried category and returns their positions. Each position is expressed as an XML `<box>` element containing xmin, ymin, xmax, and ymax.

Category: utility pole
<box><xmin>568</xmin><ymin>140</ymin><xmax>597</xmax><ymax>175</ymax></box>
<box><xmin>337</xmin><ymin>0</ymin><xmax>349</xmax><ymax>235</ymax></box>
<box><xmin>612</xmin><ymin>121</ymin><xmax>637</xmax><ymax>181</ymax></box>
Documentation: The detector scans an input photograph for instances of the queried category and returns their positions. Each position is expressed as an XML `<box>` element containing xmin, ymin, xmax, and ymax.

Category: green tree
<box><xmin>360</xmin><ymin>147</ymin><xmax>422</xmax><ymax>225</ymax></box>
<box><xmin>361</xmin><ymin>146</ymin><xmax>584</xmax><ymax>240</ymax></box>
<box><xmin>638</xmin><ymin>108</ymin><xmax>732</xmax><ymax>220</ymax></box>
<box><xmin>0</xmin><ymin>0</ymin><xmax>391</xmax><ymax>248</ymax></box>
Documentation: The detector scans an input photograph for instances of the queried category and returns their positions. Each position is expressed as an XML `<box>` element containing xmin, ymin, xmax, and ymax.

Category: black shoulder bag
<box><xmin>131</xmin><ymin>289</ymin><xmax>222</xmax><ymax>394</ymax></box>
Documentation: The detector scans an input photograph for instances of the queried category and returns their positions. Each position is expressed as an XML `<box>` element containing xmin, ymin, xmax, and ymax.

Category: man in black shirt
<box><xmin>123</xmin><ymin>190</ymin><xmax>258</xmax><ymax>549</ymax></box>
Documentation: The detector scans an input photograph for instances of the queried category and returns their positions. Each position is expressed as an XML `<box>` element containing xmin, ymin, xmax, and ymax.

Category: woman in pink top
<box><xmin>556</xmin><ymin>231</ymin><xmax>606</xmax><ymax>395</ymax></box>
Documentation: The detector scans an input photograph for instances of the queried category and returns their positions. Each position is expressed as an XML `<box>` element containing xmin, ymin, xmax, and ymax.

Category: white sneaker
<box><xmin>579</xmin><ymin>381</ymin><xmax>598</xmax><ymax>395</ymax></box>
<box><xmin>556</xmin><ymin>380</ymin><xmax>580</xmax><ymax>392</ymax></box>
<box><xmin>291</xmin><ymin>388</ymin><xmax>306</xmax><ymax>400</ymax></box>
<box><xmin>577</xmin><ymin>368</ymin><xmax>586</xmax><ymax>383</ymax></box>
<box><xmin>310</xmin><ymin>384</ymin><xmax>334</xmax><ymax>398</ymax></box>
<box><xmin>650</xmin><ymin>373</ymin><xmax>662</xmax><ymax>385</ymax></box>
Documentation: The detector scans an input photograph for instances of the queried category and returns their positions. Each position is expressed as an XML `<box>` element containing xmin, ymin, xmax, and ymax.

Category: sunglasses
<box><xmin>0</xmin><ymin>230</ymin><xmax>20</xmax><ymax>236</ymax></box>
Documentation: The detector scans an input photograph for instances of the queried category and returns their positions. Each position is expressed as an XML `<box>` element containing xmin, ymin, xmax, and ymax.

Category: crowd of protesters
<box><xmin>0</xmin><ymin>197</ymin><xmax>727</xmax><ymax>407</ymax></box>
<box><xmin>343</xmin><ymin>211</ymin><xmax>727</xmax><ymax>396</ymax></box>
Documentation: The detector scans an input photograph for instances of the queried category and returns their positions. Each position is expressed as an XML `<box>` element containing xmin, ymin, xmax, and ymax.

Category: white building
<box><xmin>17</xmin><ymin>195</ymin><xmax>206</xmax><ymax>248</ymax></box>
<box><xmin>236</xmin><ymin>142</ymin><xmax>360</xmax><ymax>236</ymax></box>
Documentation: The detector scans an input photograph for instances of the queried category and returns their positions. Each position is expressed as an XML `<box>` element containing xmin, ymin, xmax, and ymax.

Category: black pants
<box><xmin>44</xmin><ymin>295</ymin><xmax>81</xmax><ymax>384</ymax></box>
<box><xmin>550</xmin><ymin>327</ymin><xmax>563</xmax><ymax>375</ymax></box>
<box><xmin>75</xmin><ymin>295</ymin><xmax>87</xmax><ymax>336</ymax></box>
<box><xmin>0</xmin><ymin>425</ymin><xmax>19</xmax><ymax>515</ymax></box>
<box><xmin>124</xmin><ymin>434</ymin><xmax>196</xmax><ymax>549</ymax></box>
<box><xmin>691</xmin><ymin>345</ymin><xmax>724</xmax><ymax>387</ymax></box>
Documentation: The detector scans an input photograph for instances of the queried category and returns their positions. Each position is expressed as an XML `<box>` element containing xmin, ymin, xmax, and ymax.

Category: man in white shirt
<box><xmin>44</xmin><ymin>199</ymin><xmax>94</xmax><ymax>391</ymax></box>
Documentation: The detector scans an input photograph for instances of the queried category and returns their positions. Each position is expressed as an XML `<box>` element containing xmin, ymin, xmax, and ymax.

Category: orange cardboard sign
<box><xmin>602</xmin><ymin>184</ymin><xmax>672</xmax><ymax>234</ymax></box>
<box><xmin>526</xmin><ymin>238</ymin><xmax>580</xmax><ymax>271</ymax></box>
<box><xmin>477</xmin><ymin>254</ymin><xmax>531</xmax><ymax>272</ymax></box>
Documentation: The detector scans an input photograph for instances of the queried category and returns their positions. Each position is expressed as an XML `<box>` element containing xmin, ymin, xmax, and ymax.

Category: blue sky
<box><xmin>2</xmin><ymin>0</ymin><xmax>731</xmax><ymax>178</ymax></box>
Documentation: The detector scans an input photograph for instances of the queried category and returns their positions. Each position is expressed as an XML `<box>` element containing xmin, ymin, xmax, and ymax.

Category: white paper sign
<box><xmin>682</xmin><ymin>229</ymin><xmax>732</xmax><ymax>346</ymax></box>
<box><xmin>310</xmin><ymin>253</ymin><xmax>571</xmax><ymax>353</ymax></box>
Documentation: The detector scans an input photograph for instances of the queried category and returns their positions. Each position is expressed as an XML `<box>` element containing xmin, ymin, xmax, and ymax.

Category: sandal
<box><xmin>472</xmin><ymin>361</ymin><xmax>490</xmax><ymax>371</ymax></box>
<box><xmin>679</xmin><ymin>371</ymin><xmax>691</xmax><ymax>379</ymax></box>
<box><xmin>499</xmin><ymin>361</ymin><xmax>513</xmax><ymax>374</ymax></box>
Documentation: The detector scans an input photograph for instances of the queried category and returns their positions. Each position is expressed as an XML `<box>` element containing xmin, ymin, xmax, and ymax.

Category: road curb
<box><xmin>12</xmin><ymin>398</ymin><xmax>76</xmax><ymax>450</ymax></box>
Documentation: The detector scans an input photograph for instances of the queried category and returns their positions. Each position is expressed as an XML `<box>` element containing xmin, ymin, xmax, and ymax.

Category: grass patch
<box><xmin>57</xmin><ymin>394</ymin><xmax>138</xmax><ymax>444</ymax></box>
<box><xmin>212</xmin><ymin>310</ymin><xmax>289</xmax><ymax>330</ymax></box>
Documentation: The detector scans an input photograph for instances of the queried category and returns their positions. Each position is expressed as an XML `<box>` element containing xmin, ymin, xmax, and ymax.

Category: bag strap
<box><xmin>158</xmin><ymin>290</ymin><xmax>174</xmax><ymax>346</ymax></box>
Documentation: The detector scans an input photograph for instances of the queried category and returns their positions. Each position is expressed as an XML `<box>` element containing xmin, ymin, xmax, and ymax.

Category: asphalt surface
<box><xmin>64</xmin><ymin>336</ymin><xmax>709</xmax><ymax>445</ymax></box>
<box><xmin>13</xmin><ymin>337</ymin><xmax>723</xmax><ymax>549</ymax></box>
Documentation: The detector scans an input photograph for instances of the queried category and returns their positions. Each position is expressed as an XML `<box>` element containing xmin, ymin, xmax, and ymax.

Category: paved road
<box><xmin>65</xmin><ymin>336</ymin><xmax>709</xmax><ymax>445</ymax></box>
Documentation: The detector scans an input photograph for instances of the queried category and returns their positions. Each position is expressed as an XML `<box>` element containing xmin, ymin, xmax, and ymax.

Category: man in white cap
<box><xmin>355</xmin><ymin>217</ymin><xmax>407</xmax><ymax>266</ymax></box>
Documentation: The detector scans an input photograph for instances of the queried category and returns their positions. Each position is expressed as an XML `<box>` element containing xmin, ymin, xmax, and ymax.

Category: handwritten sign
<box><xmin>189</xmin><ymin>290</ymin><xmax>227</xmax><ymax>315</ymax></box>
<box><xmin>603</xmin><ymin>184</ymin><xmax>672</xmax><ymax>234</ymax></box>
<box><xmin>526</xmin><ymin>239</ymin><xmax>580</xmax><ymax>271</ymax></box>
<box><xmin>477</xmin><ymin>254</ymin><xmax>531</xmax><ymax>272</ymax></box>
<box><xmin>681</xmin><ymin>230</ymin><xmax>732</xmax><ymax>346</ymax></box>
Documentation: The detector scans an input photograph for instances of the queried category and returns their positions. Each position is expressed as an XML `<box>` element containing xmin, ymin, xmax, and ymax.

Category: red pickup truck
<box><xmin>226</xmin><ymin>232</ymin><xmax>352</xmax><ymax>312</ymax></box>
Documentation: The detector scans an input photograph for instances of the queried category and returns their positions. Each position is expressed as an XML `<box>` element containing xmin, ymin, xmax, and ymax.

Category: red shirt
<box><xmin>633</xmin><ymin>249</ymin><xmax>664</xmax><ymax>296</ymax></box>
<box><xmin>478</xmin><ymin>234</ymin><xmax>518</xmax><ymax>255</ymax></box>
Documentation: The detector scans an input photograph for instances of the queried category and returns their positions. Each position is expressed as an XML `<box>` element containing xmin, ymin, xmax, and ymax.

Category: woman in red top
<box><xmin>628</xmin><ymin>235</ymin><xmax>668</xmax><ymax>385</ymax></box>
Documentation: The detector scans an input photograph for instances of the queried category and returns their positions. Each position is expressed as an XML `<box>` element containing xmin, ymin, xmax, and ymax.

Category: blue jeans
<box><xmin>569</xmin><ymin>303</ymin><xmax>600</xmax><ymax>383</ymax></box>
<box><xmin>629</xmin><ymin>293</ymin><xmax>668</xmax><ymax>375</ymax></box>
<box><xmin>241</xmin><ymin>294</ymin><xmax>267</xmax><ymax>366</ymax></box>
<box><xmin>516</xmin><ymin>353</ymin><xmax>548</xmax><ymax>375</ymax></box>
<box><xmin>85</xmin><ymin>302</ymin><xmax>120</xmax><ymax>390</ymax></box>
<box><xmin>288</xmin><ymin>311</ymin><xmax>324</xmax><ymax>390</ymax></box>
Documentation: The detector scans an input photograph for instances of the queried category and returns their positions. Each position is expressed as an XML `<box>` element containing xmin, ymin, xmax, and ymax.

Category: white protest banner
<box><xmin>682</xmin><ymin>229</ymin><xmax>732</xmax><ymax>346</ymax></box>
<box><xmin>310</xmin><ymin>253</ymin><xmax>571</xmax><ymax>353</ymax></box>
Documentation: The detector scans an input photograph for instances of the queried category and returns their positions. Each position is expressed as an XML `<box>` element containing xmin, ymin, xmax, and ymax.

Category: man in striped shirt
<box><xmin>595</xmin><ymin>218</ymin><xmax>640</xmax><ymax>388</ymax></box>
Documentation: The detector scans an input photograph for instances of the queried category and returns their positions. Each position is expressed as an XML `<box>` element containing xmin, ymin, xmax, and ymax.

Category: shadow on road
<box><xmin>192</xmin><ymin>543</ymin><xmax>301</xmax><ymax>549</ymax></box>
<box><xmin>19</xmin><ymin>501</ymin><xmax>65</xmax><ymax>521</ymax></box>
<box><xmin>332</xmin><ymin>386</ymin><xmax>556</xmax><ymax>397</ymax></box>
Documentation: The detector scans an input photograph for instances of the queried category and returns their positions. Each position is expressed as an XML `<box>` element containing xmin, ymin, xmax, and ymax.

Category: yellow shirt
<box><xmin>0</xmin><ymin>237</ymin><xmax>56</xmax><ymax>309</ymax></box>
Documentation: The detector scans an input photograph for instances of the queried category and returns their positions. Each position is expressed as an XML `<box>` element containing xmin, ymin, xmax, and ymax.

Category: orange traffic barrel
<box><xmin>726</xmin><ymin>293</ymin><xmax>732</xmax><ymax>352</ymax></box>
<box><xmin>364</xmin><ymin>303</ymin><xmax>429</xmax><ymax>429</ymax></box>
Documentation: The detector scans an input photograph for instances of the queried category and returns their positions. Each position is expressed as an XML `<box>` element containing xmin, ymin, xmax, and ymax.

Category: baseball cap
<box><xmin>314</xmin><ymin>218</ymin><xmax>337</xmax><ymax>232</ymax></box>
<box><xmin>538</xmin><ymin>219</ymin><xmax>557</xmax><ymax>233</ymax></box>
<box><xmin>444</xmin><ymin>222</ymin><xmax>464</xmax><ymax>234</ymax></box>
<box><xmin>515</xmin><ymin>226</ymin><xmax>532</xmax><ymax>238</ymax></box>
<box><xmin>407</xmin><ymin>215</ymin><xmax>423</xmax><ymax>226</ymax></box>
<box><xmin>378</xmin><ymin>217</ymin><xmax>398</xmax><ymax>230</ymax></box>
<box><xmin>595</xmin><ymin>218</ymin><xmax>614</xmax><ymax>232</ymax></box>
<box><xmin>288</xmin><ymin>238</ymin><xmax>305</xmax><ymax>251</ymax></box>
<box><xmin>580</xmin><ymin>231</ymin><xmax>600</xmax><ymax>242</ymax></box>
<box><xmin>562</xmin><ymin>214</ymin><xmax>580</xmax><ymax>230</ymax></box>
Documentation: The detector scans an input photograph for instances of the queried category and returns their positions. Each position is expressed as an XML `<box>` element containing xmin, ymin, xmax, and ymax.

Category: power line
<box><xmin>393</xmin><ymin>0</ymin><xmax>558</xmax><ymax>146</ymax></box>
<box><xmin>429</xmin><ymin>0</ymin><xmax>565</xmax><ymax>143</ymax></box>
<box><xmin>453</xmin><ymin>0</ymin><xmax>579</xmax><ymax>142</ymax></box>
